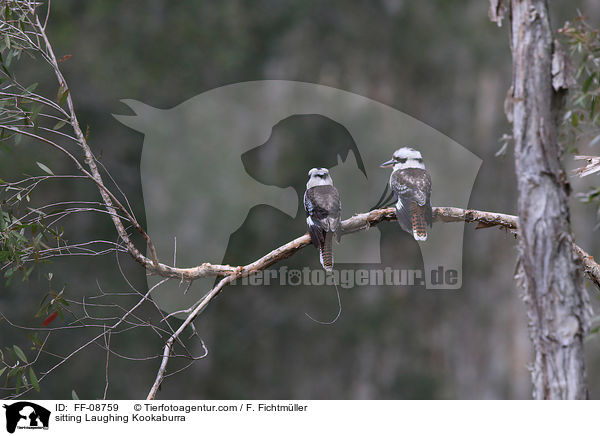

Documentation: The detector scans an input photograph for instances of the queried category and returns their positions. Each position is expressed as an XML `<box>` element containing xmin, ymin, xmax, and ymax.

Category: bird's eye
<box><xmin>398</xmin><ymin>158</ymin><xmax>407</xmax><ymax>163</ymax></box>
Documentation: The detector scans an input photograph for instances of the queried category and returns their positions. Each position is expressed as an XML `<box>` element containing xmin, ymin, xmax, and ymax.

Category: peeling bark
<box><xmin>489</xmin><ymin>0</ymin><xmax>506</xmax><ymax>27</ymax></box>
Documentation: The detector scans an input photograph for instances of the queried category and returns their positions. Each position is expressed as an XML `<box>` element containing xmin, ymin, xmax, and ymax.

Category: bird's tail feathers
<box><xmin>320</xmin><ymin>231</ymin><xmax>334</xmax><ymax>271</ymax></box>
<box><xmin>411</xmin><ymin>202</ymin><xmax>428</xmax><ymax>241</ymax></box>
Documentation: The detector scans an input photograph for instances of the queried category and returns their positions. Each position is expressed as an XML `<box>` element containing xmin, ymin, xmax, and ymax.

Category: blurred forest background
<box><xmin>2</xmin><ymin>0</ymin><xmax>600</xmax><ymax>399</ymax></box>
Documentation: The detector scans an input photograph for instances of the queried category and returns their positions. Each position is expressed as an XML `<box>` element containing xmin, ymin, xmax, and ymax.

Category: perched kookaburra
<box><xmin>304</xmin><ymin>168</ymin><xmax>341</xmax><ymax>271</ymax></box>
<box><xmin>380</xmin><ymin>147</ymin><xmax>432</xmax><ymax>241</ymax></box>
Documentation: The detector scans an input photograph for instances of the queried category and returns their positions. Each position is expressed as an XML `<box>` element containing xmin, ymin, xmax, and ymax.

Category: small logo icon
<box><xmin>3</xmin><ymin>402</ymin><xmax>50</xmax><ymax>433</ymax></box>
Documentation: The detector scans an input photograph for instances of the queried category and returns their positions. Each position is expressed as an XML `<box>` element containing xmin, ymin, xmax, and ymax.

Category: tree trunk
<box><xmin>499</xmin><ymin>0</ymin><xmax>591</xmax><ymax>399</ymax></box>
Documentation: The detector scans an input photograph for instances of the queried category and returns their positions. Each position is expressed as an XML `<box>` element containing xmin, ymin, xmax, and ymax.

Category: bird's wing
<box><xmin>305</xmin><ymin>186</ymin><xmax>341</xmax><ymax>231</ymax></box>
<box><xmin>391</xmin><ymin>168</ymin><xmax>433</xmax><ymax>234</ymax></box>
<box><xmin>391</xmin><ymin>168</ymin><xmax>431</xmax><ymax>207</ymax></box>
<box><xmin>304</xmin><ymin>191</ymin><xmax>324</xmax><ymax>248</ymax></box>
<box><xmin>395</xmin><ymin>198</ymin><xmax>413</xmax><ymax>234</ymax></box>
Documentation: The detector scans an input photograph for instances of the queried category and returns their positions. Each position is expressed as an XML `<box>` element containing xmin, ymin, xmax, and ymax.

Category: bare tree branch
<box><xmin>574</xmin><ymin>155</ymin><xmax>600</xmax><ymax>178</ymax></box>
<box><xmin>145</xmin><ymin>204</ymin><xmax>600</xmax><ymax>399</ymax></box>
<box><xmin>33</xmin><ymin>14</ymin><xmax>160</xmax><ymax>268</ymax></box>
<box><xmin>146</xmin><ymin>206</ymin><xmax>598</xmax><ymax>285</ymax></box>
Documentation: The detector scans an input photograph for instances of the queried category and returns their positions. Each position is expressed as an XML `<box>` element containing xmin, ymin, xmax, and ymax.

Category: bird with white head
<box><xmin>304</xmin><ymin>167</ymin><xmax>341</xmax><ymax>271</ymax></box>
<box><xmin>380</xmin><ymin>147</ymin><xmax>432</xmax><ymax>241</ymax></box>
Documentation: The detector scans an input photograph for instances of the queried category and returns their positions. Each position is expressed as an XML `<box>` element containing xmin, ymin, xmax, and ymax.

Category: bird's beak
<box><xmin>380</xmin><ymin>159</ymin><xmax>396</xmax><ymax>168</ymax></box>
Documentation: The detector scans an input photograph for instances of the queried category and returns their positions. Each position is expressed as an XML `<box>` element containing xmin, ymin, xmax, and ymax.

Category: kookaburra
<box><xmin>304</xmin><ymin>168</ymin><xmax>341</xmax><ymax>271</ymax></box>
<box><xmin>380</xmin><ymin>147</ymin><xmax>432</xmax><ymax>241</ymax></box>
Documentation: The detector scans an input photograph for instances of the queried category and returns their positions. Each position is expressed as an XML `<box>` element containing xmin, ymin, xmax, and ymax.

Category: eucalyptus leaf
<box><xmin>29</xmin><ymin>367</ymin><xmax>39</xmax><ymax>391</ymax></box>
<box><xmin>13</xmin><ymin>345</ymin><xmax>27</xmax><ymax>363</ymax></box>
<box><xmin>36</xmin><ymin>162</ymin><xmax>54</xmax><ymax>175</ymax></box>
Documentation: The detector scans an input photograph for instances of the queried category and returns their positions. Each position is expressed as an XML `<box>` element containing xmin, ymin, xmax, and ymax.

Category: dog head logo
<box><xmin>114</xmin><ymin>81</ymin><xmax>481</xmax><ymax>314</ymax></box>
<box><xmin>3</xmin><ymin>402</ymin><xmax>50</xmax><ymax>433</ymax></box>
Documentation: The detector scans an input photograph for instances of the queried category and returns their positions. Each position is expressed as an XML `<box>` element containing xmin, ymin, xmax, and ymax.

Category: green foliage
<box><xmin>0</xmin><ymin>342</ymin><xmax>41</xmax><ymax>394</ymax></box>
<box><xmin>0</xmin><ymin>201</ymin><xmax>62</xmax><ymax>284</ymax></box>
<box><xmin>0</xmin><ymin>2</ymin><xmax>43</xmax><ymax>146</ymax></box>
<box><xmin>559</xmin><ymin>17</ymin><xmax>600</xmax><ymax>224</ymax></box>
<box><xmin>559</xmin><ymin>16</ymin><xmax>600</xmax><ymax>151</ymax></box>
<box><xmin>0</xmin><ymin>2</ymin><xmax>70</xmax><ymax>284</ymax></box>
